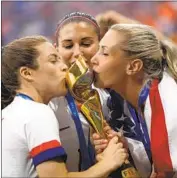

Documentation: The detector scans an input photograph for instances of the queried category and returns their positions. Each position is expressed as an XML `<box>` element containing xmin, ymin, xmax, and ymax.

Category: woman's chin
<box><xmin>57</xmin><ymin>88</ymin><xmax>68</xmax><ymax>97</ymax></box>
<box><xmin>57</xmin><ymin>81</ymin><xmax>69</xmax><ymax>97</ymax></box>
<box><xmin>93</xmin><ymin>79</ymin><xmax>106</xmax><ymax>89</ymax></box>
<box><xmin>62</xmin><ymin>84</ymin><xmax>68</xmax><ymax>95</ymax></box>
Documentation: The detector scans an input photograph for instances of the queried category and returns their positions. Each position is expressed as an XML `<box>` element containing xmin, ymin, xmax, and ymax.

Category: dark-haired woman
<box><xmin>49</xmin><ymin>11</ymin><xmax>112</xmax><ymax>171</ymax></box>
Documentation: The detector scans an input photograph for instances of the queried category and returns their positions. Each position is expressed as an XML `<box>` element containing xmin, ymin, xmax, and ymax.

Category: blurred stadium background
<box><xmin>2</xmin><ymin>1</ymin><xmax>177</xmax><ymax>45</ymax></box>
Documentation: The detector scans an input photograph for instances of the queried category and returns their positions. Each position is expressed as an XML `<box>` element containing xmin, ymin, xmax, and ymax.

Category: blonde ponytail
<box><xmin>161</xmin><ymin>40</ymin><xmax>177</xmax><ymax>81</ymax></box>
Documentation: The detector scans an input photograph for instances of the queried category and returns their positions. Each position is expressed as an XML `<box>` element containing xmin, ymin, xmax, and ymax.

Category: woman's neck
<box><xmin>113</xmin><ymin>77</ymin><xmax>145</xmax><ymax>110</ymax></box>
<box><xmin>16</xmin><ymin>86</ymin><xmax>50</xmax><ymax>104</ymax></box>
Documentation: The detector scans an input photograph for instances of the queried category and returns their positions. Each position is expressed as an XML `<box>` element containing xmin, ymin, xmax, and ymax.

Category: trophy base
<box><xmin>121</xmin><ymin>162</ymin><xmax>140</xmax><ymax>178</ymax></box>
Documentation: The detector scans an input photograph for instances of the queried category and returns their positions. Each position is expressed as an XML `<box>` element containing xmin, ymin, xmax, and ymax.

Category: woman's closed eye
<box><xmin>81</xmin><ymin>38</ymin><xmax>93</xmax><ymax>47</ymax></box>
<box><xmin>99</xmin><ymin>51</ymin><xmax>109</xmax><ymax>56</ymax></box>
<box><xmin>49</xmin><ymin>55</ymin><xmax>60</xmax><ymax>64</ymax></box>
<box><xmin>98</xmin><ymin>45</ymin><xmax>109</xmax><ymax>56</ymax></box>
<box><xmin>103</xmin><ymin>53</ymin><xmax>109</xmax><ymax>56</ymax></box>
<box><xmin>81</xmin><ymin>42</ymin><xmax>91</xmax><ymax>47</ymax></box>
<box><xmin>62</xmin><ymin>41</ymin><xmax>73</xmax><ymax>49</ymax></box>
<box><xmin>63</xmin><ymin>44</ymin><xmax>73</xmax><ymax>49</ymax></box>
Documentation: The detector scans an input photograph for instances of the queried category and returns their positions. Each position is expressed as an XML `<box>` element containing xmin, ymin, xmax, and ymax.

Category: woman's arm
<box><xmin>36</xmin><ymin>136</ymin><xmax>128</xmax><ymax>178</ymax></box>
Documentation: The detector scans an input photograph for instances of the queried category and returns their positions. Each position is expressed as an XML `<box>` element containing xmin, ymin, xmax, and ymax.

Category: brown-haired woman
<box><xmin>49</xmin><ymin>11</ymin><xmax>119</xmax><ymax>172</ymax></box>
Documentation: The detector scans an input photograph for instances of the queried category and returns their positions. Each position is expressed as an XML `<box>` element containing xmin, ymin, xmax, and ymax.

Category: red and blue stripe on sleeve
<box><xmin>30</xmin><ymin>140</ymin><xmax>67</xmax><ymax>167</ymax></box>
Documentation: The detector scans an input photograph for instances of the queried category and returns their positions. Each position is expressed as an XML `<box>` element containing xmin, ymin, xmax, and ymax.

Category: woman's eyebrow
<box><xmin>48</xmin><ymin>53</ymin><xmax>58</xmax><ymax>59</ymax></box>
<box><xmin>61</xmin><ymin>39</ymin><xmax>72</xmax><ymax>42</ymax></box>
<box><xmin>81</xmin><ymin>37</ymin><xmax>93</xmax><ymax>40</ymax></box>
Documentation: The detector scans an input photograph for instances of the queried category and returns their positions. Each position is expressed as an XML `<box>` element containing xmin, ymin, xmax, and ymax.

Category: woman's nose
<box><xmin>91</xmin><ymin>55</ymin><xmax>98</xmax><ymax>65</ymax></box>
<box><xmin>61</xmin><ymin>63</ymin><xmax>68</xmax><ymax>71</ymax></box>
<box><xmin>73</xmin><ymin>45</ymin><xmax>83</xmax><ymax>58</ymax></box>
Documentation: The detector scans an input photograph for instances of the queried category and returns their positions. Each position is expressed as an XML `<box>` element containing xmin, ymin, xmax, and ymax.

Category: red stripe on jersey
<box><xmin>30</xmin><ymin>140</ymin><xmax>61</xmax><ymax>157</ymax></box>
<box><xmin>149</xmin><ymin>80</ymin><xmax>173</xmax><ymax>173</ymax></box>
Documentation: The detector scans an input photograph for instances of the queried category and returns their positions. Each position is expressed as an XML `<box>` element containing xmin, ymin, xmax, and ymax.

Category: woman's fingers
<box><xmin>103</xmin><ymin>125</ymin><xmax>112</xmax><ymax>133</ymax></box>
<box><xmin>92</xmin><ymin>133</ymin><xmax>101</xmax><ymax>140</ymax></box>
<box><xmin>107</xmin><ymin>136</ymin><xmax>119</xmax><ymax>147</ymax></box>
<box><xmin>95</xmin><ymin>144</ymin><xmax>108</xmax><ymax>151</ymax></box>
<box><xmin>117</xmin><ymin>142</ymin><xmax>123</xmax><ymax>149</ymax></box>
<box><xmin>93</xmin><ymin>139</ymin><xmax>108</xmax><ymax>147</ymax></box>
<box><xmin>96</xmin><ymin>149</ymin><xmax>103</xmax><ymax>154</ymax></box>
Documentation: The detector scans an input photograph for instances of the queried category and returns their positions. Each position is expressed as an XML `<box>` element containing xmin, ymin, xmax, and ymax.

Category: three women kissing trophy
<box><xmin>65</xmin><ymin>55</ymin><xmax>140</xmax><ymax>178</ymax></box>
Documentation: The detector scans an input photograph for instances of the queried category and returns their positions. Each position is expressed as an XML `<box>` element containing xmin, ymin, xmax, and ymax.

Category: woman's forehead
<box><xmin>36</xmin><ymin>42</ymin><xmax>57</xmax><ymax>58</ymax></box>
<box><xmin>100</xmin><ymin>30</ymin><xmax>125</xmax><ymax>50</ymax></box>
<box><xmin>59</xmin><ymin>22</ymin><xmax>97</xmax><ymax>37</ymax></box>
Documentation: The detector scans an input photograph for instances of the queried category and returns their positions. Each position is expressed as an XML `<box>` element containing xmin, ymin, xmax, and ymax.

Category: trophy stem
<box><xmin>80</xmin><ymin>89</ymin><xmax>106</xmax><ymax>137</ymax></box>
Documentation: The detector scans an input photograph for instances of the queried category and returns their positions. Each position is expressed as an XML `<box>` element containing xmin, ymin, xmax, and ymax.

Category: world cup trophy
<box><xmin>66</xmin><ymin>55</ymin><xmax>105</xmax><ymax>137</ymax></box>
<box><xmin>66</xmin><ymin>55</ymin><xmax>141</xmax><ymax>178</ymax></box>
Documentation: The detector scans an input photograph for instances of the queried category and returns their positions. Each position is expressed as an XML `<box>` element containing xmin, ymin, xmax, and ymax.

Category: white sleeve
<box><xmin>25</xmin><ymin>105</ymin><xmax>67</xmax><ymax>167</ymax></box>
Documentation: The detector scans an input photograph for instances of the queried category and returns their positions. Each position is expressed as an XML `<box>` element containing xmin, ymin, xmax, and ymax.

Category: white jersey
<box><xmin>2</xmin><ymin>96</ymin><xmax>66</xmax><ymax>177</ymax></box>
<box><xmin>49</xmin><ymin>88</ymin><xmax>110</xmax><ymax>171</ymax></box>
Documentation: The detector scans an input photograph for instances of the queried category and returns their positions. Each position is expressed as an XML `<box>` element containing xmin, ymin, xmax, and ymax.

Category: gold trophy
<box><xmin>66</xmin><ymin>56</ymin><xmax>140</xmax><ymax>178</ymax></box>
<box><xmin>66</xmin><ymin>55</ymin><xmax>105</xmax><ymax>137</ymax></box>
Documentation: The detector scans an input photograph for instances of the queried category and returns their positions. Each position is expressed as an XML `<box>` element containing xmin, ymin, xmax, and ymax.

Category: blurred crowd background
<box><xmin>2</xmin><ymin>1</ymin><xmax>177</xmax><ymax>46</ymax></box>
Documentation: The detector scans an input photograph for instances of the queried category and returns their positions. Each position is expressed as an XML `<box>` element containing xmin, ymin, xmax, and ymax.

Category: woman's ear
<box><xmin>53</xmin><ymin>43</ymin><xmax>57</xmax><ymax>48</ymax></box>
<box><xmin>126</xmin><ymin>59</ymin><xmax>143</xmax><ymax>75</ymax></box>
<box><xmin>19</xmin><ymin>66</ymin><xmax>34</xmax><ymax>81</ymax></box>
<box><xmin>54</xmin><ymin>43</ymin><xmax>59</xmax><ymax>52</ymax></box>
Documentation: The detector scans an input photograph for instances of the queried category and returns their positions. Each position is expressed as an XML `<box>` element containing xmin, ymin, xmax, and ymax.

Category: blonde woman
<box><xmin>91</xmin><ymin>24</ymin><xmax>177</xmax><ymax>177</ymax></box>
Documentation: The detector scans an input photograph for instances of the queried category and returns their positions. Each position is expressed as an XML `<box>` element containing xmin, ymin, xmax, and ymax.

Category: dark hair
<box><xmin>55</xmin><ymin>11</ymin><xmax>100</xmax><ymax>46</ymax></box>
<box><xmin>2</xmin><ymin>36</ymin><xmax>48</xmax><ymax>109</ymax></box>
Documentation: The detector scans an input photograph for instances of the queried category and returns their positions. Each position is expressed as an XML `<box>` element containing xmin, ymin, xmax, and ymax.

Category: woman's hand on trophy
<box><xmin>92</xmin><ymin>121</ymin><xmax>127</xmax><ymax>154</ymax></box>
<box><xmin>104</xmin><ymin>124</ymin><xmax>128</xmax><ymax>150</ymax></box>
<box><xmin>96</xmin><ymin>136</ymin><xmax>129</xmax><ymax>171</ymax></box>
<box><xmin>92</xmin><ymin>133</ymin><xmax>108</xmax><ymax>154</ymax></box>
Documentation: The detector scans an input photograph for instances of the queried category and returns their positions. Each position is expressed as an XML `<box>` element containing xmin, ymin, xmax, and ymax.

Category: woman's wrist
<box><xmin>98</xmin><ymin>158</ymin><xmax>116</xmax><ymax>173</ymax></box>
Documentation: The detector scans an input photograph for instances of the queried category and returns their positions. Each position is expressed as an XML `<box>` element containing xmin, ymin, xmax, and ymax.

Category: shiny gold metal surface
<box><xmin>66</xmin><ymin>55</ymin><xmax>93</xmax><ymax>102</ymax></box>
<box><xmin>65</xmin><ymin>55</ymin><xmax>105</xmax><ymax>136</ymax></box>
<box><xmin>81</xmin><ymin>90</ymin><xmax>105</xmax><ymax>136</ymax></box>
